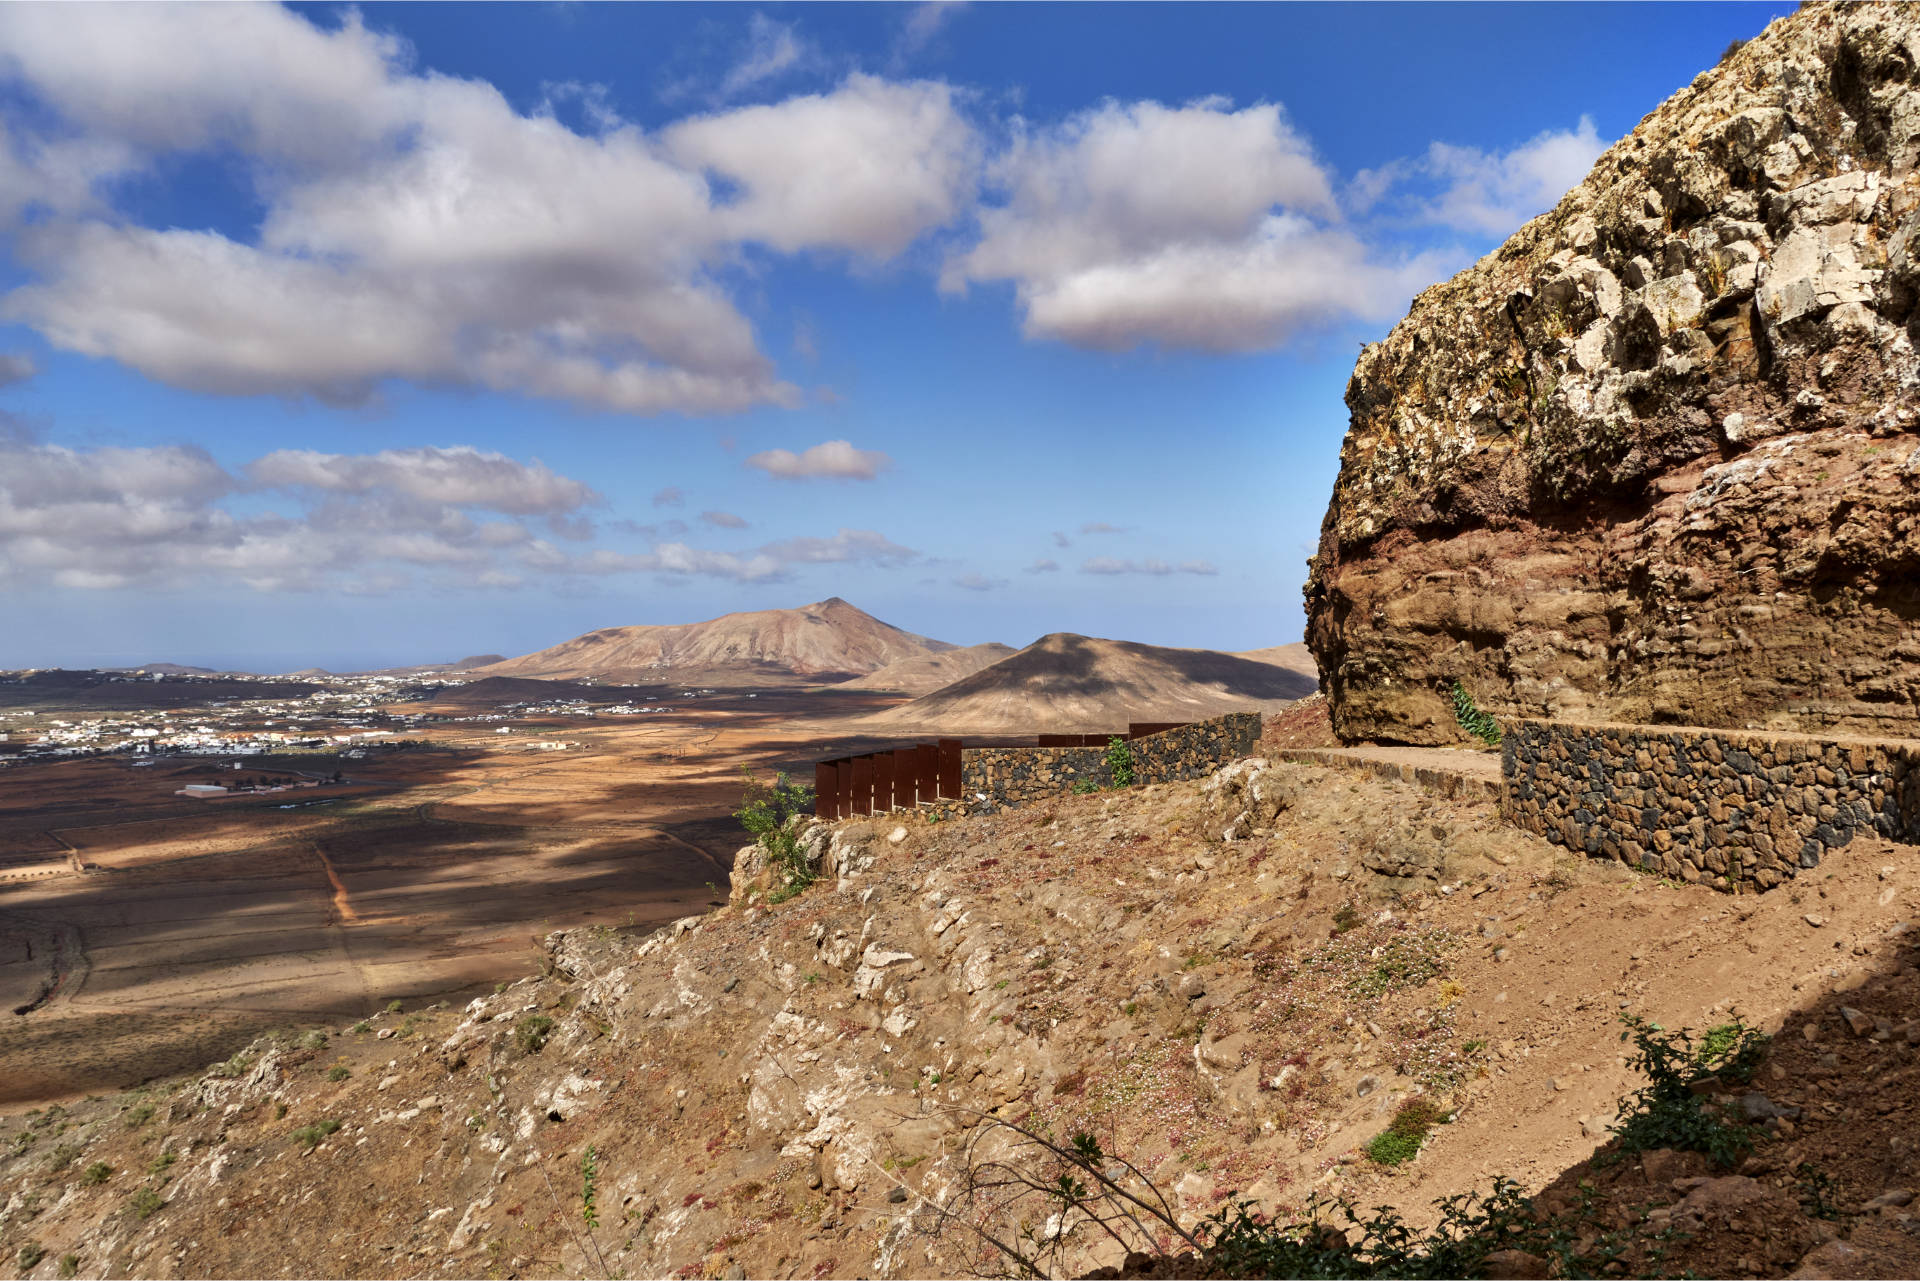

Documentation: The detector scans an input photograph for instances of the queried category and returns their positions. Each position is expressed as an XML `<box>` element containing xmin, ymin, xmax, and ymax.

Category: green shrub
<box><xmin>1365</xmin><ymin>1098</ymin><xmax>1449</xmax><ymax>1167</ymax></box>
<box><xmin>327</xmin><ymin>1065</ymin><xmax>351</xmax><ymax>1082</ymax></box>
<box><xmin>1070</xmin><ymin>779</ymin><xmax>1100</xmax><ymax>795</ymax></box>
<box><xmin>122</xmin><ymin>1103</ymin><xmax>154</xmax><ymax>1129</ymax></box>
<box><xmin>290</xmin><ymin>1119</ymin><xmax>343</xmax><ymax>1150</ymax></box>
<box><xmin>734</xmin><ymin>768</ymin><xmax>816</xmax><ymax>896</ymax></box>
<box><xmin>351</xmin><ymin>1021</ymin><xmax>371</xmax><ymax>1034</ymax></box>
<box><xmin>384</xmin><ymin>999</ymin><xmax>404</xmax><ymax>1015</ymax></box>
<box><xmin>81</xmin><ymin>1161</ymin><xmax>112</xmax><ymax>1185</ymax></box>
<box><xmin>1608</xmin><ymin>1014</ymin><xmax>1769</xmax><ymax>1168</ymax></box>
<box><xmin>1448</xmin><ymin>681</ymin><xmax>1502</xmax><ymax>747</ymax></box>
<box><xmin>1103</xmin><ymin>737</ymin><xmax>1136</xmax><ymax>788</ymax></box>
<box><xmin>128</xmin><ymin>1186</ymin><xmax>164</xmax><ymax>1220</ymax></box>
<box><xmin>17</xmin><ymin>1243</ymin><xmax>45</xmax><ymax>1271</ymax></box>
<box><xmin>515</xmin><ymin>1014</ymin><xmax>556</xmax><ymax>1054</ymax></box>
<box><xmin>58</xmin><ymin>1253</ymin><xmax>79</xmax><ymax>1278</ymax></box>
<box><xmin>300</xmin><ymin>1030</ymin><xmax>328</xmax><ymax>1050</ymax></box>
<box><xmin>148</xmin><ymin>1150</ymin><xmax>176</xmax><ymax>1176</ymax></box>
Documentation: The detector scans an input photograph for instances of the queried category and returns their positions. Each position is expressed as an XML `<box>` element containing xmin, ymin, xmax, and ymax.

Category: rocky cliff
<box><xmin>1306</xmin><ymin>4</ymin><xmax>1920</xmax><ymax>744</ymax></box>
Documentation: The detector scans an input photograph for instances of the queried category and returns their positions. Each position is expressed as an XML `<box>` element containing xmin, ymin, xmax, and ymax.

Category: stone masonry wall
<box><xmin>957</xmin><ymin>713</ymin><xmax>1262</xmax><ymax>814</ymax></box>
<box><xmin>1503</xmin><ymin>719</ymin><xmax>1920</xmax><ymax>888</ymax></box>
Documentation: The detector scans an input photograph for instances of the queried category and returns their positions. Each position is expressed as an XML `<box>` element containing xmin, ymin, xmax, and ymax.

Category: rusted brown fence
<box><xmin>814</xmin><ymin>722</ymin><xmax>1193</xmax><ymax>819</ymax></box>
<box><xmin>815</xmin><ymin>738</ymin><xmax>963</xmax><ymax>819</ymax></box>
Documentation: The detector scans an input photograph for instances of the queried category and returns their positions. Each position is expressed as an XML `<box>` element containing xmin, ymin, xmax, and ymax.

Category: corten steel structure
<box><xmin>814</xmin><ymin>724</ymin><xmax>1191</xmax><ymax>819</ymax></box>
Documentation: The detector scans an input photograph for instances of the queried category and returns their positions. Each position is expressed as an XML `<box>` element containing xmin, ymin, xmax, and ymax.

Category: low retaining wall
<box><xmin>1274</xmin><ymin>748</ymin><xmax>1501</xmax><ymax>802</ymax></box>
<box><xmin>1502</xmin><ymin>719</ymin><xmax>1920</xmax><ymax>888</ymax></box>
<box><xmin>957</xmin><ymin>712</ymin><xmax>1262</xmax><ymax>814</ymax></box>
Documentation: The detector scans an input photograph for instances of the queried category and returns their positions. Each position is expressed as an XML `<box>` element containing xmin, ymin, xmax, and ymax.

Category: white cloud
<box><xmin>0</xmin><ymin>352</ymin><xmax>35</xmax><ymax>386</ymax></box>
<box><xmin>1353</xmin><ymin>117</ymin><xmax>1609</xmax><ymax>238</ymax></box>
<box><xmin>246</xmin><ymin>447</ymin><xmax>599</xmax><ymax>515</ymax></box>
<box><xmin>746</xmin><ymin>438</ymin><xmax>892</xmax><ymax>480</ymax></box>
<box><xmin>1050</xmin><ymin>531</ymin><xmax>1071</xmax><ymax>549</ymax></box>
<box><xmin>700</xmin><ymin>509</ymin><xmax>749</xmax><ymax>529</ymax></box>
<box><xmin>896</xmin><ymin>3</ymin><xmax>965</xmax><ymax>62</ymax></box>
<box><xmin>0</xmin><ymin>7</ymin><xmax>981</xmax><ymax>414</ymax></box>
<box><xmin>665</xmin><ymin>74</ymin><xmax>978</xmax><ymax>259</ymax></box>
<box><xmin>651</xmin><ymin>486</ymin><xmax>686</xmax><ymax>508</ymax></box>
<box><xmin>1024</xmin><ymin>558</ymin><xmax>1059</xmax><ymax>574</ymax></box>
<box><xmin>1422</xmin><ymin>117</ymin><xmax>1607</xmax><ymax>237</ymax></box>
<box><xmin>759</xmin><ymin>527</ymin><xmax>918</xmax><ymax>566</ymax></box>
<box><xmin>718</xmin><ymin>14</ymin><xmax>816</xmax><ymax>101</ymax></box>
<box><xmin>946</xmin><ymin>97</ymin><xmax>1443</xmax><ymax>351</ymax></box>
<box><xmin>543</xmin><ymin>525</ymin><xmax>917</xmax><ymax>584</ymax></box>
<box><xmin>1079</xmin><ymin>556</ymin><xmax>1217</xmax><ymax>577</ymax></box>
<box><xmin>952</xmin><ymin>571</ymin><xmax>1002</xmax><ymax>591</ymax></box>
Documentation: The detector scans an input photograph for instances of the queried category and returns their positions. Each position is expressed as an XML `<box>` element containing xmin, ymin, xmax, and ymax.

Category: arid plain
<box><xmin>0</xmin><ymin>684</ymin><xmax>914</xmax><ymax>1108</ymax></box>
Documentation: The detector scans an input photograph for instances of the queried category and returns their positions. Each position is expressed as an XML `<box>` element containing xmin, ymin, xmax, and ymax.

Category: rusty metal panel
<box><xmin>893</xmin><ymin>748</ymin><xmax>919</xmax><ymax>806</ymax></box>
<box><xmin>851</xmin><ymin>755</ymin><xmax>874</xmax><ymax>817</ymax></box>
<box><xmin>937</xmin><ymin>738</ymin><xmax>962</xmax><ymax>800</ymax></box>
<box><xmin>1037</xmin><ymin>734</ymin><xmax>1077</xmax><ymax>747</ymax></box>
<box><xmin>834</xmin><ymin>760</ymin><xmax>854</xmax><ymax>820</ymax></box>
<box><xmin>916</xmin><ymin>744</ymin><xmax>937</xmax><ymax>802</ymax></box>
<box><xmin>873</xmin><ymin>752</ymin><xmax>894</xmax><ymax>813</ymax></box>
<box><xmin>815</xmin><ymin>761</ymin><xmax>836</xmax><ymax>819</ymax></box>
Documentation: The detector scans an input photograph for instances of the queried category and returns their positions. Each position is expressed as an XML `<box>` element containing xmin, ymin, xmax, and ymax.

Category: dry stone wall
<box><xmin>1503</xmin><ymin>718</ymin><xmax>1920</xmax><ymax>887</ymax></box>
<box><xmin>956</xmin><ymin>713</ymin><xmax>1261</xmax><ymax>814</ymax></box>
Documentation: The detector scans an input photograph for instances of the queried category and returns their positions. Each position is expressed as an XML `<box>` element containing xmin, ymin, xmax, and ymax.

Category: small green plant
<box><xmin>1607</xmin><ymin>1014</ymin><xmax>1770</xmax><ymax>1168</ymax></box>
<box><xmin>580</xmin><ymin>1145</ymin><xmax>600</xmax><ymax>1229</ymax></box>
<box><xmin>327</xmin><ymin>1065</ymin><xmax>351</xmax><ymax>1082</ymax></box>
<box><xmin>384</xmin><ymin>999</ymin><xmax>404</xmax><ymax>1015</ymax></box>
<box><xmin>17</xmin><ymin>1243</ymin><xmax>45</xmax><ymax>1271</ymax></box>
<box><xmin>81</xmin><ymin>1161</ymin><xmax>113</xmax><ymax>1185</ymax></box>
<box><xmin>123</xmin><ymin>1103</ymin><xmax>154</xmax><ymax>1129</ymax></box>
<box><xmin>291</xmin><ymin>1119</ymin><xmax>343</xmax><ymax>1150</ymax></box>
<box><xmin>802</xmin><ymin>971</ymin><xmax>821</xmax><ymax>985</ymax></box>
<box><xmin>58</xmin><ymin>1253</ymin><xmax>79</xmax><ymax>1279</ymax></box>
<box><xmin>1448</xmin><ymin>680</ymin><xmax>1503</xmax><ymax>746</ymax></box>
<box><xmin>1103</xmin><ymin>736</ymin><xmax>1136</xmax><ymax>788</ymax></box>
<box><xmin>351</xmin><ymin>1021</ymin><xmax>371</xmax><ymax>1035</ymax></box>
<box><xmin>300</xmin><ymin>1030</ymin><xmax>328</xmax><ymax>1050</ymax></box>
<box><xmin>1795</xmin><ymin>1161</ymin><xmax>1839</xmax><ymax>1219</ymax></box>
<box><xmin>1070</xmin><ymin>778</ymin><xmax>1100</xmax><ymax>795</ymax></box>
<box><xmin>515</xmin><ymin>1014</ymin><xmax>556</xmax><ymax>1054</ymax></box>
<box><xmin>734</xmin><ymin>768</ymin><xmax>817</xmax><ymax>898</ymax></box>
<box><xmin>148</xmin><ymin>1150</ymin><xmax>176</xmax><ymax>1176</ymax></box>
<box><xmin>128</xmin><ymin>1186</ymin><xmax>164</xmax><ymax>1220</ymax></box>
<box><xmin>1365</xmin><ymin>1098</ymin><xmax>1449</xmax><ymax>1167</ymax></box>
<box><xmin>1332</xmin><ymin>901</ymin><xmax>1362</xmax><ymax>935</ymax></box>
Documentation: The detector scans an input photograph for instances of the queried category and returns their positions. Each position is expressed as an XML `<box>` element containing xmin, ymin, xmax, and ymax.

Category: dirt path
<box><xmin>313</xmin><ymin>843</ymin><xmax>358</xmax><ymax>925</ymax></box>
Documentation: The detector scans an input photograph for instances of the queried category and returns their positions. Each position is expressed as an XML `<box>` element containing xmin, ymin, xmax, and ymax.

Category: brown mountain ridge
<box><xmin>471</xmin><ymin>598</ymin><xmax>954</xmax><ymax>686</ymax></box>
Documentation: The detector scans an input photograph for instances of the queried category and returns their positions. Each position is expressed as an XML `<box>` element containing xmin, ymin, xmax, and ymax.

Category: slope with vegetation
<box><xmin>1</xmin><ymin>729</ymin><xmax>1914</xmax><ymax>1280</ymax></box>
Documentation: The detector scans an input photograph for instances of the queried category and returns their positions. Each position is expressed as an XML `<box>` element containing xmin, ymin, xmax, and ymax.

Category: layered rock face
<box><xmin>1306</xmin><ymin>5</ymin><xmax>1920</xmax><ymax>744</ymax></box>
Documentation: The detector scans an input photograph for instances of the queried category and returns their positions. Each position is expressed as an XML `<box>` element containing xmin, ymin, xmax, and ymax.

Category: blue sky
<box><xmin>0</xmin><ymin>1</ymin><xmax>1793</xmax><ymax>672</ymax></box>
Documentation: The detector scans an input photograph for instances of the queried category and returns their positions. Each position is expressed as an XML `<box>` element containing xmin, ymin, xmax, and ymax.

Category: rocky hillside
<box><xmin>826</xmin><ymin>643</ymin><xmax>1018</xmax><ymax>695</ymax></box>
<box><xmin>2</xmin><ymin>749</ymin><xmax>1914</xmax><ymax>1279</ymax></box>
<box><xmin>472</xmin><ymin>599</ymin><xmax>954</xmax><ymax>686</ymax></box>
<box><xmin>1306</xmin><ymin>4</ymin><xmax>1920</xmax><ymax>744</ymax></box>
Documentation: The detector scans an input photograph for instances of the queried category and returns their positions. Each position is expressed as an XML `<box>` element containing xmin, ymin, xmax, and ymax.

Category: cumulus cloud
<box><xmin>0</xmin><ymin>6</ymin><xmax>982</xmax><ymax>414</ymax></box>
<box><xmin>1024</xmin><ymin>558</ymin><xmax>1059</xmax><ymax>574</ymax></box>
<box><xmin>1353</xmin><ymin>117</ymin><xmax>1609</xmax><ymax>238</ymax></box>
<box><xmin>651</xmin><ymin>486</ymin><xmax>686</xmax><ymax>508</ymax></box>
<box><xmin>0</xmin><ymin>352</ymin><xmax>35</xmax><ymax>386</ymax></box>
<box><xmin>665</xmin><ymin>73</ymin><xmax>977</xmax><ymax>259</ymax></box>
<box><xmin>746</xmin><ymin>438</ymin><xmax>892</xmax><ymax>480</ymax></box>
<box><xmin>246</xmin><ymin>446</ymin><xmax>599</xmax><ymax>515</ymax></box>
<box><xmin>943</xmin><ymin>96</ymin><xmax>1449</xmax><ymax>351</ymax></box>
<box><xmin>700</xmin><ymin>509</ymin><xmax>749</xmax><ymax>529</ymax></box>
<box><xmin>0</xmin><ymin>435</ymin><xmax>917</xmax><ymax>593</ymax></box>
<box><xmin>1079</xmin><ymin>556</ymin><xmax>1217</xmax><ymax>577</ymax></box>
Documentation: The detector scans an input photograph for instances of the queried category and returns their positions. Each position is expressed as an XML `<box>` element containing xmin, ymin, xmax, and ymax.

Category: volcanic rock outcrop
<box><xmin>1306</xmin><ymin>5</ymin><xmax>1920</xmax><ymax>744</ymax></box>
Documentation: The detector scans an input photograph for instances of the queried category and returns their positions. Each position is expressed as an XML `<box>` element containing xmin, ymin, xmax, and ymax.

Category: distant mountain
<box><xmin>828</xmin><ymin>643</ymin><xmax>1017</xmax><ymax>695</ymax></box>
<box><xmin>1234</xmin><ymin>643</ymin><xmax>1319</xmax><ymax>684</ymax></box>
<box><xmin>471</xmin><ymin>598</ymin><xmax>954</xmax><ymax>685</ymax></box>
<box><xmin>452</xmin><ymin>654</ymin><xmax>506</xmax><ymax>670</ymax></box>
<box><xmin>130</xmin><ymin>662</ymin><xmax>221</xmax><ymax>676</ymax></box>
<box><xmin>865</xmin><ymin>632</ymin><xmax>1317</xmax><ymax>733</ymax></box>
